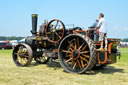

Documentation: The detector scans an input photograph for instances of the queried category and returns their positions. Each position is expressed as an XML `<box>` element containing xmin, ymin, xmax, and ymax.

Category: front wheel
<box><xmin>12</xmin><ymin>44</ymin><xmax>33</xmax><ymax>66</ymax></box>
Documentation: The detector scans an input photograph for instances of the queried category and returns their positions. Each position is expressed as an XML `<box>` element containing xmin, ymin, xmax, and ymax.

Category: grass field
<box><xmin>0</xmin><ymin>48</ymin><xmax>128</xmax><ymax>85</ymax></box>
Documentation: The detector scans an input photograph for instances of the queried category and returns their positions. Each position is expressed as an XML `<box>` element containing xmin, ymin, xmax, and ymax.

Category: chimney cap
<box><xmin>32</xmin><ymin>14</ymin><xmax>38</xmax><ymax>17</ymax></box>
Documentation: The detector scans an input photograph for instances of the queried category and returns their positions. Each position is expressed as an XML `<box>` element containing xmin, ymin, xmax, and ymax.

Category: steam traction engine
<box><xmin>12</xmin><ymin>14</ymin><xmax>120</xmax><ymax>74</ymax></box>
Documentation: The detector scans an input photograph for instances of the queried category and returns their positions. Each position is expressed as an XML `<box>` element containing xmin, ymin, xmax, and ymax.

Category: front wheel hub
<box><xmin>19</xmin><ymin>53</ymin><xmax>25</xmax><ymax>58</ymax></box>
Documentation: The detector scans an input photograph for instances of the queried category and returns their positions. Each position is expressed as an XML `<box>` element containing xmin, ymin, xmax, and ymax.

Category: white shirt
<box><xmin>96</xmin><ymin>18</ymin><xmax>107</xmax><ymax>33</ymax></box>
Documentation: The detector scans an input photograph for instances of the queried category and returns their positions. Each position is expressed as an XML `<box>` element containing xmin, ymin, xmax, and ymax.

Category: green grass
<box><xmin>0</xmin><ymin>48</ymin><xmax>128</xmax><ymax>85</ymax></box>
<box><xmin>117</xmin><ymin>48</ymin><xmax>128</xmax><ymax>65</ymax></box>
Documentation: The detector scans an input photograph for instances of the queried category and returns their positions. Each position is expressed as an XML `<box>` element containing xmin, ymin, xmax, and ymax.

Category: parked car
<box><xmin>0</xmin><ymin>41</ymin><xmax>12</xmax><ymax>49</ymax></box>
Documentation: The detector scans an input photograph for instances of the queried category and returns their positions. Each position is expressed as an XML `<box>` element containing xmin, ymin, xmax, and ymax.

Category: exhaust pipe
<box><xmin>31</xmin><ymin>14</ymin><xmax>38</xmax><ymax>35</ymax></box>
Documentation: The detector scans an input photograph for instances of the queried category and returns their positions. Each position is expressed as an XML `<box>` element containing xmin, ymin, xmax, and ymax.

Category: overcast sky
<box><xmin>0</xmin><ymin>0</ymin><xmax>128</xmax><ymax>39</ymax></box>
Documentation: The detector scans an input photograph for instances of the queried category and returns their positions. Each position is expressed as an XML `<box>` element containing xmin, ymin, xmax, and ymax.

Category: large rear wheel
<box><xmin>58</xmin><ymin>34</ymin><xmax>96</xmax><ymax>73</ymax></box>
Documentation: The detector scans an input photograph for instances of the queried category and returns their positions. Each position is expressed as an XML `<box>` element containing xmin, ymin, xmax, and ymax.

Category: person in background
<box><xmin>95</xmin><ymin>13</ymin><xmax>107</xmax><ymax>51</ymax></box>
<box><xmin>88</xmin><ymin>19</ymin><xmax>99</xmax><ymax>41</ymax></box>
<box><xmin>88</xmin><ymin>19</ymin><xmax>99</xmax><ymax>28</ymax></box>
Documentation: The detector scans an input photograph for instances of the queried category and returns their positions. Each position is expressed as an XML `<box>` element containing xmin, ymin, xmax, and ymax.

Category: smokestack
<box><xmin>31</xmin><ymin>14</ymin><xmax>38</xmax><ymax>35</ymax></box>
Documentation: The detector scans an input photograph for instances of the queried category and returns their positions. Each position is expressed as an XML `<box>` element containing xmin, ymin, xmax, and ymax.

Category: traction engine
<box><xmin>12</xmin><ymin>14</ymin><xmax>120</xmax><ymax>73</ymax></box>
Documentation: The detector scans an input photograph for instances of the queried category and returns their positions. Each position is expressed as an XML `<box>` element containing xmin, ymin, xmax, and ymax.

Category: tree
<box><xmin>122</xmin><ymin>38</ymin><xmax>128</xmax><ymax>42</ymax></box>
<box><xmin>0</xmin><ymin>36</ymin><xmax>25</xmax><ymax>41</ymax></box>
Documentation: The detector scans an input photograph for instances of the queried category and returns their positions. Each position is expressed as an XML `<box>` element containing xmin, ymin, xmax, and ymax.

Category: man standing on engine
<box><xmin>95</xmin><ymin>13</ymin><xmax>107</xmax><ymax>51</ymax></box>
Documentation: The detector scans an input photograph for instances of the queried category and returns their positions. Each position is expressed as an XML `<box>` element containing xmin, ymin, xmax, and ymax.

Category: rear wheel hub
<box><xmin>72</xmin><ymin>50</ymin><xmax>80</xmax><ymax>60</ymax></box>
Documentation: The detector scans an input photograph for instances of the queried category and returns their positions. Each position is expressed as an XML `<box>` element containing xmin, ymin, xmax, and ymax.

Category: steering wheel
<box><xmin>45</xmin><ymin>19</ymin><xmax>65</xmax><ymax>43</ymax></box>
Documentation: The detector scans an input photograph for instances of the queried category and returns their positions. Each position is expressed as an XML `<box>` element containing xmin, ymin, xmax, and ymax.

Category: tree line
<box><xmin>121</xmin><ymin>38</ymin><xmax>128</xmax><ymax>42</ymax></box>
<box><xmin>0</xmin><ymin>36</ymin><xmax>128</xmax><ymax>42</ymax></box>
<box><xmin>0</xmin><ymin>36</ymin><xmax>25</xmax><ymax>41</ymax></box>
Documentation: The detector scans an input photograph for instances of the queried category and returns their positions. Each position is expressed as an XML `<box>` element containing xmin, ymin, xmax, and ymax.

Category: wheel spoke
<box><xmin>72</xmin><ymin>61</ymin><xmax>77</xmax><ymax>70</ymax></box>
<box><xmin>65</xmin><ymin>58</ymin><xmax>73</xmax><ymax>63</ymax></box>
<box><xmin>66</xmin><ymin>54</ymin><xmax>72</xmax><ymax>57</ymax></box>
<box><xmin>80</xmin><ymin>56</ymin><xmax>88</xmax><ymax>64</ymax></box>
<box><xmin>25</xmin><ymin>56</ymin><xmax>29</xmax><ymax>58</ymax></box>
<box><xmin>54</xmin><ymin>21</ymin><xmax>59</xmax><ymax>29</ymax></box>
<box><xmin>43</xmin><ymin>57</ymin><xmax>47</xmax><ymax>61</ymax></box>
<box><xmin>81</xmin><ymin>59</ymin><xmax>84</xmax><ymax>68</ymax></box>
<box><xmin>78</xmin><ymin>43</ymin><xmax>85</xmax><ymax>50</ymax></box>
<box><xmin>52</xmin><ymin>33</ymin><xmax>54</xmax><ymax>40</ymax></box>
<box><xmin>20</xmin><ymin>46</ymin><xmax>24</xmax><ymax>51</ymax></box>
<box><xmin>38</xmin><ymin>57</ymin><xmax>42</xmax><ymax>60</ymax></box>
<box><xmin>50</xmin><ymin>25</ymin><xmax>54</xmax><ymax>30</ymax></box>
<box><xmin>74</xmin><ymin>39</ymin><xmax>77</xmax><ymax>50</ymax></box>
<box><xmin>18</xmin><ymin>56</ymin><xmax>21</xmax><ymax>62</ymax></box>
<box><xmin>20</xmin><ymin>58</ymin><xmax>23</xmax><ymax>64</ymax></box>
<box><xmin>19</xmin><ymin>47</ymin><xmax>22</xmax><ymax>50</ymax></box>
<box><xmin>82</xmin><ymin>45</ymin><xmax>87</xmax><ymax>51</ymax></box>
<box><xmin>20</xmin><ymin>50</ymin><xmax>23</xmax><ymax>53</ymax></box>
<box><xmin>62</xmin><ymin>50</ymin><xmax>72</xmax><ymax>53</ymax></box>
<box><xmin>23</xmin><ymin>49</ymin><xmax>27</xmax><ymax>54</ymax></box>
<box><xmin>25</xmin><ymin>51</ymin><xmax>28</xmax><ymax>54</ymax></box>
<box><xmin>83</xmin><ymin>64</ymin><xmax>87</xmax><ymax>67</ymax></box>
<box><xmin>18</xmin><ymin>48</ymin><xmax>22</xmax><ymax>53</ymax></box>
<box><xmin>77</xmin><ymin>38</ymin><xmax>80</xmax><ymax>49</ymax></box>
<box><xmin>81</xmin><ymin>54</ymin><xmax>90</xmax><ymax>58</ymax></box>
<box><xmin>77</xmin><ymin>59</ymin><xmax>82</xmax><ymax>70</ymax></box>
<box><xmin>43</xmin><ymin>56</ymin><xmax>47</xmax><ymax>60</ymax></box>
<box><xmin>22</xmin><ymin>58</ymin><xmax>24</xmax><ymax>63</ymax></box>
<box><xmin>55</xmin><ymin>32</ymin><xmax>61</xmax><ymax>39</ymax></box>
<box><xmin>80</xmin><ymin>51</ymin><xmax>89</xmax><ymax>54</ymax></box>
<box><xmin>39</xmin><ymin>57</ymin><xmax>43</xmax><ymax>61</ymax></box>
<box><xmin>47</xmin><ymin>31</ymin><xmax>52</xmax><ymax>34</ymax></box>
<box><xmin>23</xmin><ymin>58</ymin><xmax>27</xmax><ymax>63</ymax></box>
<box><xmin>69</xmin><ymin>47</ymin><xmax>73</xmax><ymax>52</ymax></box>
<box><xmin>22</xmin><ymin>58</ymin><xmax>26</xmax><ymax>63</ymax></box>
<box><xmin>16</xmin><ymin>56</ymin><xmax>20</xmax><ymax>62</ymax></box>
<box><xmin>67</xmin><ymin>41</ymin><xmax>75</xmax><ymax>49</ymax></box>
<box><xmin>22</xmin><ymin>49</ymin><xmax>25</xmax><ymax>53</ymax></box>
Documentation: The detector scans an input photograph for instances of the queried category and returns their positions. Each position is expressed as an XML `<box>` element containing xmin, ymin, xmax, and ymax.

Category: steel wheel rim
<box><xmin>13</xmin><ymin>44</ymin><xmax>33</xmax><ymax>66</ymax></box>
<box><xmin>59</xmin><ymin>35</ymin><xmax>90</xmax><ymax>73</ymax></box>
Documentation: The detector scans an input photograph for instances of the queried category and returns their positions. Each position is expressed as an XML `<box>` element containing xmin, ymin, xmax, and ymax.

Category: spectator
<box><xmin>95</xmin><ymin>13</ymin><xmax>107</xmax><ymax>51</ymax></box>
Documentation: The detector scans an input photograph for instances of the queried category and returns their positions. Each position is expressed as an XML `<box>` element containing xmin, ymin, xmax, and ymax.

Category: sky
<box><xmin>0</xmin><ymin>0</ymin><xmax>128</xmax><ymax>39</ymax></box>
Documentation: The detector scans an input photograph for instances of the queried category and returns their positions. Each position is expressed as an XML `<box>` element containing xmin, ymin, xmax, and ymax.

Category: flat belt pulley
<box><xmin>45</xmin><ymin>19</ymin><xmax>65</xmax><ymax>43</ymax></box>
